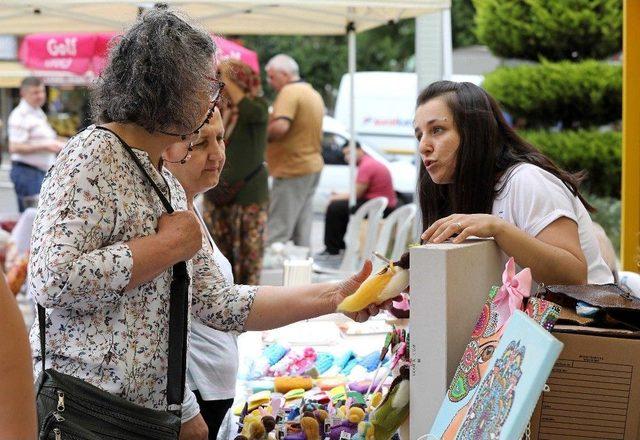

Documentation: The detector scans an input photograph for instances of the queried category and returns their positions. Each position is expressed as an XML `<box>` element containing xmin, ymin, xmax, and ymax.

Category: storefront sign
<box><xmin>19</xmin><ymin>33</ymin><xmax>115</xmax><ymax>75</ymax></box>
<box><xmin>18</xmin><ymin>33</ymin><xmax>259</xmax><ymax>76</ymax></box>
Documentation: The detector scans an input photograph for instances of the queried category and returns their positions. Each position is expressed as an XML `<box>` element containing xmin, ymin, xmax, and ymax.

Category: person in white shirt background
<box><xmin>8</xmin><ymin>76</ymin><xmax>67</xmax><ymax>212</ymax></box>
<box><xmin>416</xmin><ymin>80</ymin><xmax>613</xmax><ymax>286</ymax></box>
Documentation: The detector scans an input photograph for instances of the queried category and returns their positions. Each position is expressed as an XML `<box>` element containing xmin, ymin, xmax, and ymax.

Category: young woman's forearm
<box><xmin>494</xmin><ymin>222</ymin><xmax>588</xmax><ymax>285</ymax></box>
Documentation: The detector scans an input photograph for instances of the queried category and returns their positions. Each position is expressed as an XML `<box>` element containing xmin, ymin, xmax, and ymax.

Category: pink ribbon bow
<box><xmin>493</xmin><ymin>257</ymin><xmax>532</xmax><ymax>328</ymax></box>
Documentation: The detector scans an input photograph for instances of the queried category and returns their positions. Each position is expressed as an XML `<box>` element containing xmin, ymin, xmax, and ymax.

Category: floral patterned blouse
<box><xmin>28</xmin><ymin>126</ymin><xmax>256</xmax><ymax>411</ymax></box>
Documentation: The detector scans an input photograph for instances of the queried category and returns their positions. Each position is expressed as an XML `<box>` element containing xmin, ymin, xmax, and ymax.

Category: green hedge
<box><xmin>483</xmin><ymin>60</ymin><xmax>622</xmax><ymax>128</ymax></box>
<box><xmin>519</xmin><ymin>129</ymin><xmax>621</xmax><ymax>198</ymax></box>
<box><xmin>474</xmin><ymin>0</ymin><xmax>622</xmax><ymax>61</ymax></box>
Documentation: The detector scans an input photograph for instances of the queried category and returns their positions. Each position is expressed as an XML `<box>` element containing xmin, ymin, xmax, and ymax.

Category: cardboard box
<box><xmin>529</xmin><ymin>326</ymin><xmax>640</xmax><ymax>440</ymax></box>
<box><xmin>409</xmin><ymin>240</ymin><xmax>503</xmax><ymax>438</ymax></box>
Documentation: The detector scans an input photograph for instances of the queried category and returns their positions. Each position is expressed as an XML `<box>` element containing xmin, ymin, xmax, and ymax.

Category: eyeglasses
<box><xmin>160</xmin><ymin>77</ymin><xmax>225</xmax><ymax>164</ymax></box>
<box><xmin>159</xmin><ymin>77</ymin><xmax>225</xmax><ymax>141</ymax></box>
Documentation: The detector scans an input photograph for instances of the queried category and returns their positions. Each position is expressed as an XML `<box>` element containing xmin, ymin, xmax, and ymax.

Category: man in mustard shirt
<box><xmin>265</xmin><ymin>54</ymin><xmax>325</xmax><ymax>247</ymax></box>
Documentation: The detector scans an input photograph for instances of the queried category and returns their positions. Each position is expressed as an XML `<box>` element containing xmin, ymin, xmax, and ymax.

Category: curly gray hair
<box><xmin>91</xmin><ymin>9</ymin><xmax>216</xmax><ymax>134</ymax></box>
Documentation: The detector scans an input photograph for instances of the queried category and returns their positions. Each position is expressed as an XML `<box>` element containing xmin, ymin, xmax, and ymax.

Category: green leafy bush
<box><xmin>474</xmin><ymin>0</ymin><xmax>622</xmax><ymax>61</ymax></box>
<box><xmin>520</xmin><ymin>129</ymin><xmax>621</xmax><ymax>198</ymax></box>
<box><xmin>483</xmin><ymin>60</ymin><xmax>622</xmax><ymax>128</ymax></box>
<box><xmin>452</xmin><ymin>0</ymin><xmax>479</xmax><ymax>48</ymax></box>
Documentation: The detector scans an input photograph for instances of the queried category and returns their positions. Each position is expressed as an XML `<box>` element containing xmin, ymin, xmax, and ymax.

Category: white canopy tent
<box><xmin>0</xmin><ymin>1</ymin><xmax>449</xmax><ymax>35</ymax></box>
<box><xmin>1</xmin><ymin>0</ymin><xmax>450</xmax><ymax>204</ymax></box>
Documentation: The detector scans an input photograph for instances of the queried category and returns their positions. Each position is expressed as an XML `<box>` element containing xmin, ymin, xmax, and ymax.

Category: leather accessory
<box><xmin>544</xmin><ymin>283</ymin><xmax>640</xmax><ymax>331</ymax></box>
<box><xmin>206</xmin><ymin>162</ymin><xmax>264</xmax><ymax>206</ymax></box>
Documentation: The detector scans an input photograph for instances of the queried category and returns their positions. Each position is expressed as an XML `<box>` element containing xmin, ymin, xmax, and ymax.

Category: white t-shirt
<box><xmin>186</xmin><ymin>212</ymin><xmax>239</xmax><ymax>401</ymax></box>
<box><xmin>8</xmin><ymin>99</ymin><xmax>58</xmax><ymax>171</ymax></box>
<box><xmin>491</xmin><ymin>163</ymin><xmax>613</xmax><ymax>284</ymax></box>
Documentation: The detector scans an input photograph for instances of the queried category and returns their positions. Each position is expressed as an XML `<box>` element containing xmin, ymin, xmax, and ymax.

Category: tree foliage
<box><xmin>474</xmin><ymin>0</ymin><xmax>622</xmax><ymax>61</ymax></box>
<box><xmin>483</xmin><ymin>60</ymin><xmax>622</xmax><ymax>128</ymax></box>
<box><xmin>239</xmin><ymin>34</ymin><xmax>347</xmax><ymax>107</ymax></box>
<box><xmin>520</xmin><ymin>129</ymin><xmax>621</xmax><ymax>198</ymax></box>
<box><xmin>452</xmin><ymin>0</ymin><xmax>479</xmax><ymax>48</ymax></box>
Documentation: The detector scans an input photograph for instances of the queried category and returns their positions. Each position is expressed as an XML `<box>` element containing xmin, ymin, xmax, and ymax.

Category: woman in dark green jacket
<box><xmin>203</xmin><ymin>59</ymin><xmax>269</xmax><ymax>285</ymax></box>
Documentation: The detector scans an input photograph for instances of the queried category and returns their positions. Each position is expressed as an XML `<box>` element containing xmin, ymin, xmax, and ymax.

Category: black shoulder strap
<box><xmin>37</xmin><ymin>125</ymin><xmax>189</xmax><ymax>414</ymax></box>
<box><xmin>38</xmin><ymin>304</ymin><xmax>46</xmax><ymax>373</ymax></box>
<box><xmin>242</xmin><ymin>162</ymin><xmax>265</xmax><ymax>184</ymax></box>
<box><xmin>97</xmin><ymin>125</ymin><xmax>189</xmax><ymax>413</ymax></box>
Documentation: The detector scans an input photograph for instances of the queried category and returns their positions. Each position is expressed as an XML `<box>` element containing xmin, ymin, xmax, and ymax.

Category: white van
<box><xmin>334</xmin><ymin>72</ymin><xmax>417</xmax><ymax>161</ymax></box>
<box><xmin>333</xmin><ymin>72</ymin><xmax>483</xmax><ymax>161</ymax></box>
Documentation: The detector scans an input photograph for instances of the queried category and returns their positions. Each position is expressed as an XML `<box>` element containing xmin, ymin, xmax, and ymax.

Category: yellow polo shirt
<box><xmin>266</xmin><ymin>81</ymin><xmax>325</xmax><ymax>178</ymax></box>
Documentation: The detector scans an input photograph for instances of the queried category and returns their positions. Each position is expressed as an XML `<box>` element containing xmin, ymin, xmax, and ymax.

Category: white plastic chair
<box><xmin>314</xmin><ymin>197</ymin><xmax>388</xmax><ymax>276</ymax></box>
<box><xmin>10</xmin><ymin>208</ymin><xmax>37</xmax><ymax>255</ymax></box>
<box><xmin>372</xmin><ymin>203</ymin><xmax>417</xmax><ymax>268</ymax></box>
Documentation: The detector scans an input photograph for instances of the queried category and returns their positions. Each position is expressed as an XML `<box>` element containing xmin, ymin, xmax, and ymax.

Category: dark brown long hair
<box><xmin>418</xmin><ymin>81</ymin><xmax>593</xmax><ymax>230</ymax></box>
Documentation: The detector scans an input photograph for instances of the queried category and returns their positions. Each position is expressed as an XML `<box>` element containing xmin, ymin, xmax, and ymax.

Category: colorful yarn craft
<box><xmin>274</xmin><ymin>376</ymin><xmax>314</xmax><ymax>393</ymax></box>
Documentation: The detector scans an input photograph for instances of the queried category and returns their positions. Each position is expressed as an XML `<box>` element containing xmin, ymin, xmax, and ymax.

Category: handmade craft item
<box><xmin>429</xmin><ymin>258</ymin><xmax>561</xmax><ymax>439</ymax></box>
<box><xmin>328</xmin><ymin>406</ymin><xmax>366</xmax><ymax>440</ymax></box>
<box><xmin>250</xmin><ymin>343</ymin><xmax>291</xmax><ymax>379</ymax></box>
<box><xmin>337</xmin><ymin>253</ymin><xmax>410</xmax><ymax>312</ymax></box>
<box><xmin>269</xmin><ymin>347</ymin><xmax>317</xmax><ymax>377</ymax></box>
<box><xmin>453</xmin><ymin>311</ymin><xmax>563</xmax><ymax>439</ymax></box>
<box><xmin>314</xmin><ymin>352</ymin><xmax>335</xmax><ymax>374</ymax></box>
<box><xmin>368</xmin><ymin>365</ymin><xmax>410</xmax><ymax>440</ymax></box>
<box><xmin>274</xmin><ymin>377</ymin><xmax>314</xmax><ymax>393</ymax></box>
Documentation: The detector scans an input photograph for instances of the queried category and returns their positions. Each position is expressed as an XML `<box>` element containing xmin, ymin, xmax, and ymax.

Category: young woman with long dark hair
<box><xmin>417</xmin><ymin>81</ymin><xmax>612</xmax><ymax>285</ymax></box>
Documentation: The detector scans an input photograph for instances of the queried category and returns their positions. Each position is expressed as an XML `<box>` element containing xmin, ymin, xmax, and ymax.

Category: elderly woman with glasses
<box><xmin>165</xmin><ymin>107</ymin><xmax>395</xmax><ymax>439</ymax></box>
<box><xmin>27</xmin><ymin>8</ymin><xmax>389</xmax><ymax>440</ymax></box>
<box><xmin>30</xmin><ymin>9</ymin><xmax>223</xmax><ymax>439</ymax></box>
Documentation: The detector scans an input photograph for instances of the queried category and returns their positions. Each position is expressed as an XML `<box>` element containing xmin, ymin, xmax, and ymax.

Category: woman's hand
<box><xmin>325</xmin><ymin>260</ymin><xmax>400</xmax><ymax>322</ymax></box>
<box><xmin>179</xmin><ymin>413</ymin><xmax>208</xmax><ymax>440</ymax></box>
<box><xmin>421</xmin><ymin>214</ymin><xmax>507</xmax><ymax>244</ymax></box>
<box><xmin>157</xmin><ymin>211</ymin><xmax>202</xmax><ymax>262</ymax></box>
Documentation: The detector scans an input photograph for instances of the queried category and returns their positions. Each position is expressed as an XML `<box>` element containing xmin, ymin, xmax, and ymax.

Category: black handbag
<box><xmin>35</xmin><ymin>126</ymin><xmax>190</xmax><ymax>439</ymax></box>
<box><xmin>205</xmin><ymin>162</ymin><xmax>264</xmax><ymax>206</ymax></box>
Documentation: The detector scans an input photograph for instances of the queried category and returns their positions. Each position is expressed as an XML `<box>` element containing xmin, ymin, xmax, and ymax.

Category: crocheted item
<box><xmin>358</xmin><ymin>351</ymin><xmax>380</xmax><ymax>372</ymax></box>
<box><xmin>269</xmin><ymin>347</ymin><xmax>317</xmax><ymax>377</ymax></box>
<box><xmin>341</xmin><ymin>358</ymin><xmax>359</xmax><ymax>375</ymax></box>
<box><xmin>264</xmin><ymin>343</ymin><xmax>290</xmax><ymax>365</ymax></box>
<box><xmin>315</xmin><ymin>352</ymin><xmax>335</xmax><ymax>374</ymax></box>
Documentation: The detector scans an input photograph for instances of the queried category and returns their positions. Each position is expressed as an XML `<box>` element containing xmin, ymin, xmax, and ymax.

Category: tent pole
<box><xmin>622</xmin><ymin>0</ymin><xmax>640</xmax><ymax>271</ymax></box>
<box><xmin>347</xmin><ymin>21</ymin><xmax>357</xmax><ymax>208</ymax></box>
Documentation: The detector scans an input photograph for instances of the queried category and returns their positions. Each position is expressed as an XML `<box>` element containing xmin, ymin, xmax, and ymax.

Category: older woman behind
<box><xmin>166</xmin><ymin>108</ymin><xmax>395</xmax><ymax>439</ymax></box>
<box><xmin>203</xmin><ymin>59</ymin><xmax>269</xmax><ymax>285</ymax></box>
